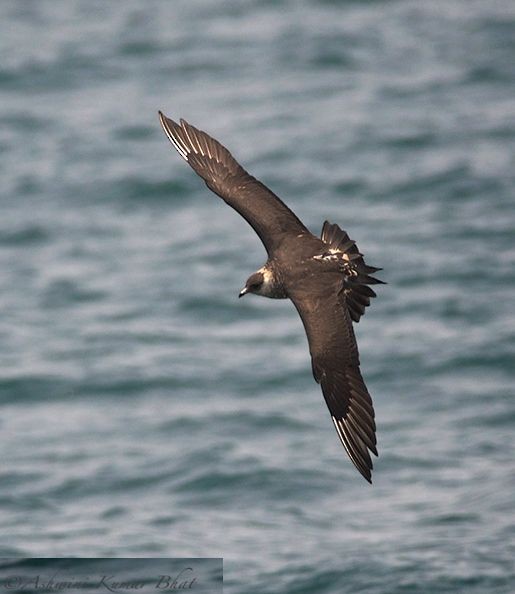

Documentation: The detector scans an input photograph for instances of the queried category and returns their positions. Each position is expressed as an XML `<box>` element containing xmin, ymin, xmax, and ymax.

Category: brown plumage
<box><xmin>159</xmin><ymin>112</ymin><xmax>384</xmax><ymax>483</ymax></box>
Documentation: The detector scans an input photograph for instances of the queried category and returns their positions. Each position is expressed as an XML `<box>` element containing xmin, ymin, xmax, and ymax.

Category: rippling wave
<box><xmin>1</xmin><ymin>0</ymin><xmax>514</xmax><ymax>592</ymax></box>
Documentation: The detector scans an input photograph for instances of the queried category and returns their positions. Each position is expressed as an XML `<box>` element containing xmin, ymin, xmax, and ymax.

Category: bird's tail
<box><xmin>321</xmin><ymin>221</ymin><xmax>385</xmax><ymax>323</ymax></box>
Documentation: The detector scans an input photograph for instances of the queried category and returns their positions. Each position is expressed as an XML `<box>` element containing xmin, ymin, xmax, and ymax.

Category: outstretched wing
<box><xmin>290</xmin><ymin>282</ymin><xmax>378</xmax><ymax>483</ymax></box>
<box><xmin>159</xmin><ymin>112</ymin><xmax>308</xmax><ymax>254</ymax></box>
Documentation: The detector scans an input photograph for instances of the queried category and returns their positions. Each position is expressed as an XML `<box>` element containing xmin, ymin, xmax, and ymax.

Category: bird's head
<box><xmin>238</xmin><ymin>271</ymin><xmax>264</xmax><ymax>298</ymax></box>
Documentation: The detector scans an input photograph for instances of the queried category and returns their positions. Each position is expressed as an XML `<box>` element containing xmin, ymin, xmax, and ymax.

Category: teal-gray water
<box><xmin>1</xmin><ymin>1</ymin><xmax>515</xmax><ymax>592</ymax></box>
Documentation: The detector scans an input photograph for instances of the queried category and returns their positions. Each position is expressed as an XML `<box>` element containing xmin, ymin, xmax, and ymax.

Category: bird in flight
<box><xmin>159</xmin><ymin>112</ymin><xmax>384</xmax><ymax>483</ymax></box>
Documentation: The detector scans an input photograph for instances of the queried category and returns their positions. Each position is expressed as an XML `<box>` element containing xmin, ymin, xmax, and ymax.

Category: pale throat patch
<box><xmin>258</xmin><ymin>266</ymin><xmax>274</xmax><ymax>284</ymax></box>
<box><xmin>255</xmin><ymin>265</ymin><xmax>278</xmax><ymax>297</ymax></box>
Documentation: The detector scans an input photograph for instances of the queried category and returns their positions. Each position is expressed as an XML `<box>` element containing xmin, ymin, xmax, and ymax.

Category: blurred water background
<box><xmin>1</xmin><ymin>1</ymin><xmax>515</xmax><ymax>592</ymax></box>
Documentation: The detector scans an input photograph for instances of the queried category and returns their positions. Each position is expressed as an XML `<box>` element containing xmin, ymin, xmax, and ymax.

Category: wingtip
<box><xmin>158</xmin><ymin>110</ymin><xmax>169</xmax><ymax>130</ymax></box>
<box><xmin>359</xmin><ymin>466</ymin><xmax>373</xmax><ymax>484</ymax></box>
<box><xmin>158</xmin><ymin>110</ymin><xmax>174</xmax><ymax>126</ymax></box>
<box><xmin>158</xmin><ymin>111</ymin><xmax>190</xmax><ymax>160</ymax></box>
<box><xmin>158</xmin><ymin>110</ymin><xmax>181</xmax><ymax>129</ymax></box>
<box><xmin>361</xmin><ymin>465</ymin><xmax>373</xmax><ymax>484</ymax></box>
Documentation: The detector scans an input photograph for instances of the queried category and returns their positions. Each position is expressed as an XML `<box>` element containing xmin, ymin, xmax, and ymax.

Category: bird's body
<box><xmin>159</xmin><ymin>112</ymin><xmax>384</xmax><ymax>483</ymax></box>
<box><xmin>251</xmin><ymin>234</ymin><xmax>331</xmax><ymax>299</ymax></box>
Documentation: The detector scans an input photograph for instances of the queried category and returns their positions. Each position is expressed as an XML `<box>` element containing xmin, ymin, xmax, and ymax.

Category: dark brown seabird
<box><xmin>158</xmin><ymin>111</ymin><xmax>384</xmax><ymax>483</ymax></box>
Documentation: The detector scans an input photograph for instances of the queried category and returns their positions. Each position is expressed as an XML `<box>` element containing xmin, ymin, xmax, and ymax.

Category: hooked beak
<box><xmin>238</xmin><ymin>286</ymin><xmax>248</xmax><ymax>298</ymax></box>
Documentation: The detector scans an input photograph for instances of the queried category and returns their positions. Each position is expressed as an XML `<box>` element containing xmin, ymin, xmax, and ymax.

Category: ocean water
<box><xmin>1</xmin><ymin>0</ymin><xmax>515</xmax><ymax>592</ymax></box>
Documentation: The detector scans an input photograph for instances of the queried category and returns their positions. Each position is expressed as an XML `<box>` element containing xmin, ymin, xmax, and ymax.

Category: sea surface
<box><xmin>1</xmin><ymin>1</ymin><xmax>515</xmax><ymax>592</ymax></box>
